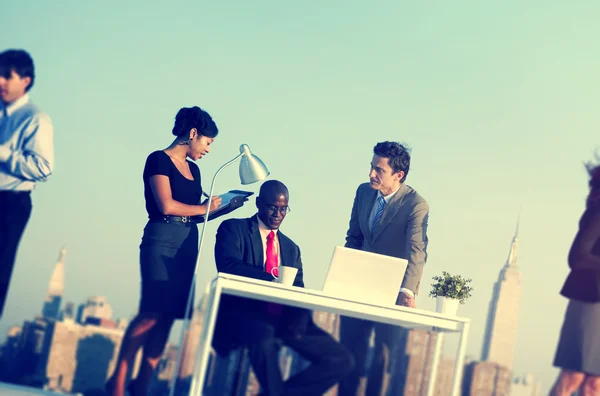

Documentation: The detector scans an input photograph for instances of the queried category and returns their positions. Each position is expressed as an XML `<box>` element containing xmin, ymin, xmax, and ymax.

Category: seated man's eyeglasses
<box><xmin>265</xmin><ymin>204</ymin><xmax>290</xmax><ymax>215</ymax></box>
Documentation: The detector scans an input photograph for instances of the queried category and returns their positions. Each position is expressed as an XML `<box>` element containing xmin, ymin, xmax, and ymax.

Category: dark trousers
<box><xmin>0</xmin><ymin>191</ymin><xmax>32</xmax><ymax>317</ymax></box>
<box><xmin>338</xmin><ymin>316</ymin><xmax>405</xmax><ymax>396</ymax></box>
<box><xmin>234</xmin><ymin>310</ymin><xmax>354</xmax><ymax>396</ymax></box>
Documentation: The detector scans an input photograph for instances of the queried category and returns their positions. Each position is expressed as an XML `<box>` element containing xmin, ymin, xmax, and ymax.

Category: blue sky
<box><xmin>4</xmin><ymin>1</ymin><xmax>600</xmax><ymax>392</ymax></box>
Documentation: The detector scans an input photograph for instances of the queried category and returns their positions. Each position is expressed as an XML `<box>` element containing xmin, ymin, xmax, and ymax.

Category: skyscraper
<box><xmin>180</xmin><ymin>283</ymin><xmax>211</xmax><ymax>379</ymax></box>
<box><xmin>388</xmin><ymin>328</ymin><xmax>438</xmax><ymax>396</ymax></box>
<box><xmin>481</xmin><ymin>219</ymin><xmax>522</xmax><ymax>371</ymax></box>
<box><xmin>60</xmin><ymin>302</ymin><xmax>75</xmax><ymax>321</ymax></box>
<box><xmin>462</xmin><ymin>361</ymin><xmax>512</xmax><ymax>396</ymax></box>
<box><xmin>79</xmin><ymin>296</ymin><xmax>113</xmax><ymax>324</ymax></box>
<box><xmin>180</xmin><ymin>302</ymin><xmax>205</xmax><ymax>378</ymax></box>
<box><xmin>36</xmin><ymin>318</ymin><xmax>131</xmax><ymax>393</ymax></box>
<box><xmin>42</xmin><ymin>246</ymin><xmax>66</xmax><ymax>320</ymax></box>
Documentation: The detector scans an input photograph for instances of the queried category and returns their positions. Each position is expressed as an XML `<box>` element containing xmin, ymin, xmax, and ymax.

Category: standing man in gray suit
<box><xmin>338</xmin><ymin>141</ymin><xmax>429</xmax><ymax>396</ymax></box>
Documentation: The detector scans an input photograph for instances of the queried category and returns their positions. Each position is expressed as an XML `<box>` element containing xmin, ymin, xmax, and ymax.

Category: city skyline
<box><xmin>1</xmin><ymin>238</ymin><xmax>543</xmax><ymax>395</ymax></box>
<box><xmin>0</xmin><ymin>219</ymin><xmax>546</xmax><ymax>396</ymax></box>
<box><xmin>3</xmin><ymin>232</ymin><xmax>535</xmax><ymax>373</ymax></box>
<box><xmin>0</xmin><ymin>249</ymin><xmax>142</xmax><ymax>395</ymax></box>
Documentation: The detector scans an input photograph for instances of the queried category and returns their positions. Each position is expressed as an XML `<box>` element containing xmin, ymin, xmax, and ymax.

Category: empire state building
<box><xmin>42</xmin><ymin>246</ymin><xmax>66</xmax><ymax>320</ymax></box>
<box><xmin>481</xmin><ymin>220</ymin><xmax>522</xmax><ymax>371</ymax></box>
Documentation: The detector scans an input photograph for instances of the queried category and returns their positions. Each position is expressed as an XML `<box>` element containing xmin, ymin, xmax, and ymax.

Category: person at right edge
<box><xmin>550</xmin><ymin>161</ymin><xmax>600</xmax><ymax>396</ymax></box>
<box><xmin>338</xmin><ymin>141</ymin><xmax>429</xmax><ymax>396</ymax></box>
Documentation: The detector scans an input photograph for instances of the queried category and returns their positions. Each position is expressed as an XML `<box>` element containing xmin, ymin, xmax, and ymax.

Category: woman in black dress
<box><xmin>550</xmin><ymin>163</ymin><xmax>600</xmax><ymax>396</ymax></box>
<box><xmin>107</xmin><ymin>106</ymin><xmax>244</xmax><ymax>396</ymax></box>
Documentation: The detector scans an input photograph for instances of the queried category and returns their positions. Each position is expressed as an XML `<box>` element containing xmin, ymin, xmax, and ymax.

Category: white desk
<box><xmin>189</xmin><ymin>274</ymin><xmax>470</xmax><ymax>396</ymax></box>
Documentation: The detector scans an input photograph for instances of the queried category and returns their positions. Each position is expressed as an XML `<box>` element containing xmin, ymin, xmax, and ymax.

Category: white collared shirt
<box><xmin>0</xmin><ymin>94</ymin><xmax>54</xmax><ymax>191</ymax></box>
<box><xmin>368</xmin><ymin>185</ymin><xmax>401</xmax><ymax>230</ymax></box>
<box><xmin>257</xmin><ymin>216</ymin><xmax>283</xmax><ymax>271</ymax></box>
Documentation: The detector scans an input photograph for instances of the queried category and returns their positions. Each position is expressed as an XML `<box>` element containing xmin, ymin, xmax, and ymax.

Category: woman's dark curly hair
<box><xmin>172</xmin><ymin>106</ymin><xmax>218</xmax><ymax>138</ymax></box>
<box><xmin>585</xmin><ymin>157</ymin><xmax>600</xmax><ymax>208</ymax></box>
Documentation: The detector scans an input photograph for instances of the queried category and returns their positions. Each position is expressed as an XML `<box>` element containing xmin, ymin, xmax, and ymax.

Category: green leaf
<box><xmin>429</xmin><ymin>271</ymin><xmax>474</xmax><ymax>304</ymax></box>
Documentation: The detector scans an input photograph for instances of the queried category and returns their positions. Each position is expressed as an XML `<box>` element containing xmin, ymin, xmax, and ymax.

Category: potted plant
<box><xmin>429</xmin><ymin>271</ymin><xmax>473</xmax><ymax>316</ymax></box>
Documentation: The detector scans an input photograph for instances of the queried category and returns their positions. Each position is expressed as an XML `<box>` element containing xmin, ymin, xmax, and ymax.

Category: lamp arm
<box><xmin>168</xmin><ymin>151</ymin><xmax>244</xmax><ymax>396</ymax></box>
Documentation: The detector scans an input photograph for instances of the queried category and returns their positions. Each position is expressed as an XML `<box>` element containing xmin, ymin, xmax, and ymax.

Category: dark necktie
<box><xmin>371</xmin><ymin>196</ymin><xmax>386</xmax><ymax>235</ymax></box>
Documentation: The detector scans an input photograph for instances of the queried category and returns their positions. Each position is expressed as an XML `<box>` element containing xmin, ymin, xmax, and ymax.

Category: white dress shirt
<box><xmin>368</xmin><ymin>186</ymin><xmax>400</xmax><ymax>230</ymax></box>
<box><xmin>257</xmin><ymin>217</ymin><xmax>282</xmax><ymax>272</ymax></box>
<box><xmin>0</xmin><ymin>94</ymin><xmax>54</xmax><ymax>191</ymax></box>
<box><xmin>369</xmin><ymin>186</ymin><xmax>415</xmax><ymax>298</ymax></box>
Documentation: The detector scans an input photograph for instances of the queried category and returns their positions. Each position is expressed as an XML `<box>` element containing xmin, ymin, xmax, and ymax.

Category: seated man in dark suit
<box><xmin>213</xmin><ymin>180</ymin><xmax>354</xmax><ymax>396</ymax></box>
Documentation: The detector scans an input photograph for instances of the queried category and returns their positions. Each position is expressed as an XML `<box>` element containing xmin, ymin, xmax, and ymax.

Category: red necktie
<box><xmin>265</xmin><ymin>231</ymin><xmax>282</xmax><ymax>316</ymax></box>
<box><xmin>265</xmin><ymin>231</ymin><xmax>279</xmax><ymax>275</ymax></box>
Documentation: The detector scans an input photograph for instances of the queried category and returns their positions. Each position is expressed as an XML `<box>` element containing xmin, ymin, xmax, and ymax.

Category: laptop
<box><xmin>322</xmin><ymin>246</ymin><xmax>408</xmax><ymax>306</ymax></box>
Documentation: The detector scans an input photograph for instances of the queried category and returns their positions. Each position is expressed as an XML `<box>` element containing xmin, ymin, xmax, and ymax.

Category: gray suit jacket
<box><xmin>345</xmin><ymin>182</ymin><xmax>429</xmax><ymax>294</ymax></box>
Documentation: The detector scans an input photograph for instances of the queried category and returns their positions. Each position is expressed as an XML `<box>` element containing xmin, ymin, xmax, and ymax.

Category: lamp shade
<box><xmin>238</xmin><ymin>144</ymin><xmax>270</xmax><ymax>185</ymax></box>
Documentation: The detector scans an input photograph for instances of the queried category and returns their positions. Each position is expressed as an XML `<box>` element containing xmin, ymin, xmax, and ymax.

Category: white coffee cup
<box><xmin>270</xmin><ymin>266</ymin><xmax>298</xmax><ymax>286</ymax></box>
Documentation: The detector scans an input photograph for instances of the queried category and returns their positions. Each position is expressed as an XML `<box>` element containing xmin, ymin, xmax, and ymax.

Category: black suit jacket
<box><xmin>214</xmin><ymin>215</ymin><xmax>304</xmax><ymax>286</ymax></box>
<box><xmin>561</xmin><ymin>206</ymin><xmax>600</xmax><ymax>302</ymax></box>
<box><xmin>212</xmin><ymin>215</ymin><xmax>309</xmax><ymax>355</ymax></box>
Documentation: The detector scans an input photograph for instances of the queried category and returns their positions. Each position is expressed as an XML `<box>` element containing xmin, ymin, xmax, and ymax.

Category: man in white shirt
<box><xmin>213</xmin><ymin>180</ymin><xmax>354</xmax><ymax>396</ymax></box>
<box><xmin>0</xmin><ymin>49</ymin><xmax>54</xmax><ymax>317</ymax></box>
<box><xmin>338</xmin><ymin>141</ymin><xmax>429</xmax><ymax>396</ymax></box>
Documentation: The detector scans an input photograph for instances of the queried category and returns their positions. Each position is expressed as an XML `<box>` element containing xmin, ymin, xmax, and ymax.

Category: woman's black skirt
<box><xmin>138</xmin><ymin>221</ymin><xmax>199</xmax><ymax>319</ymax></box>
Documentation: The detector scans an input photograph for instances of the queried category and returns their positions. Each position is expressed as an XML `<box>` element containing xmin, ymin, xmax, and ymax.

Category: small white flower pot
<box><xmin>436</xmin><ymin>296</ymin><xmax>460</xmax><ymax>316</ymax></box>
